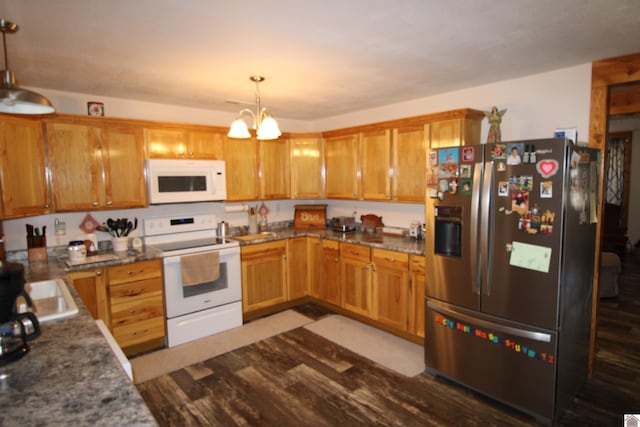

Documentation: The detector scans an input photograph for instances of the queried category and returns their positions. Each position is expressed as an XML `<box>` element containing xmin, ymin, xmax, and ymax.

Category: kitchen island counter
<box><xmin>0</xmin><ymin>256</ymin><xmax>158</xmax><ymax>426</ymax></box>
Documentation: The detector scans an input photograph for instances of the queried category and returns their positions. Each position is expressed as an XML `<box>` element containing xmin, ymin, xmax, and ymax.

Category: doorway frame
<box><xmin>588</xmin><ymin>52</ymin><xmax>640</xmax><ymax>375</ymax></box>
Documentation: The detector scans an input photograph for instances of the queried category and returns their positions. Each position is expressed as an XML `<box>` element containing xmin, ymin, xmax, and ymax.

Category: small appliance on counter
<box><xmin>0</xmin><ymin>261</ymin><xmax>41</xmax><ymax>366</ymax></box>
<box><xmin>330</xmin><ymin>216</ymin><xmax>356</xmax><ymax>232</ymax></box>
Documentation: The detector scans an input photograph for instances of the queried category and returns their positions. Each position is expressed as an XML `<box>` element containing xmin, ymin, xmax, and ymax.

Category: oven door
<box><xmin>163</xmin><ymin>246</ymin><xmax>241</xmax><ymax>319</ymax></box>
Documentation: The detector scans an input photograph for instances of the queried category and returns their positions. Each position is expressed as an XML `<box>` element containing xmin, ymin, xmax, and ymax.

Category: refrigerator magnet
<box><xmin>491</xmin><ymin>144</ymin><xmax>506</xmax><ymax>159</ymax></box>
<box><xmin>498</xmin><ymin>181</ymin><xmax>509</xmax><ymax>196</ymax></box>
<box><xmin>536</xmin><ymin>159</ymin><xmax>559</xmax><ymax>178</ymax></box>
<box><xmin>497</xmin><ymin>162</ymin><xmax>506</xmax><ymax>172</ymax></box>
<box><xmin>461</xmin><ymin>179</ymin><xmax>472</xmax><ymax>195</ymax></box>
<box><xmin>540</xmin><ymin>181</ymin><xmax>553</xmax><ymax>198</ymax></box>
<box><xmin>462</xmin><ymin>147</ymin><xmax>474</xmax><ymax>162</ymax></box>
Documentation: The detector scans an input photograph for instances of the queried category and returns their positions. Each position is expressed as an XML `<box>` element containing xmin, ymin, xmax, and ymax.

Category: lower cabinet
<box><xmin>68</xmin><ymin>258</ymin><xmax>166</xmax><ymax>355</ymax></box>
<box><xmin>372</xmin><ymin>248</ymin><xmax>409</xmax><ymax>331</ymax></box>
<box><xmin>340</xmin><ymin>243</ymin><xmax>372</xmax><ymax>317</ymax></box>
<box><xmin>320</xmin><ymin>239</ymin><xmax>341</xmax><ymax>306</ymax></box>
<box><xmin>241</xmin><ymin>240</ymin><xmax>288</xmax><ymax>313</ymax></box>
<box><xmin>287</xmin><ymin>237</ymin><xmax>308</xmax><ymax>300</ymax></box>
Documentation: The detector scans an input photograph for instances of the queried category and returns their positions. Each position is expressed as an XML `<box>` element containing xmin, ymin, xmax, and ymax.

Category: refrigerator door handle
<box><xmin>469</xmin><ymin>161</ymin><xmax>483</xmax><ymax>294</ymax></box>
<box><xmin>428</xmin><ymin>301</ymin><xmax>552</xmax><ymax>343</ymax></box>
<box><xmin>480</xmin><ymin>160</ymin><xmax>494</xmax><ymax>295</ymax></box>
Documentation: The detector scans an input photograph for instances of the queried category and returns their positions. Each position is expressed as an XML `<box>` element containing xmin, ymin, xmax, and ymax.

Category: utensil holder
<box><xmin>112</xmin><ymin>237</ymin><xmax>129</xmax><ymax>252</ymax></box>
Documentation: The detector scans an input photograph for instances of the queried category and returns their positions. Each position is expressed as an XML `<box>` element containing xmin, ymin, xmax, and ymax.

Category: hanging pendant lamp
<box><xmin>228</xmin><ymin>75</ymin><xmax>281</xmax><ymax>140</ymax></box>
<box><xmin>0</xmin><ymin>19</ymin><xmax>55</xmax><ymax>115</ymax></box>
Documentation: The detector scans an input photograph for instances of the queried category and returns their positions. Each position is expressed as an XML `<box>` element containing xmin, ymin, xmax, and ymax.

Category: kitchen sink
<box><xmin>26</xmin><ymin>279</ymin><xmax>79</xmax><ymax>323</ymax></box>
<box><xmin>229</xmin><ymin>232</ymin><xmax>278</xmax><ymax>242</ymax></box>
<box><xmin>65</xmin><ymin>253</ymin><xmax>119</xmax><ymax>267</ymax></box>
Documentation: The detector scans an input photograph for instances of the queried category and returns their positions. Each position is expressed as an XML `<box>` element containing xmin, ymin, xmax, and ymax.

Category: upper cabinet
<box><xmin>145</xmin><ymin>125</ymin><xmax>224</xmax><ymax>159</ymax></box>
<box><xmin>324</xmin><ymin>133</ymin><xmax>360</xmax><ymax>199</ymax></box>
<box><xmin>224</xmin><ymin>137</ymin><xmax>259</xmax><ymax>201</ymax></box>
<box><xmin>0</xmin><ymin>116</ymin><xmax>51</xmax><ymax>218</ymax></box>
<box><xmin>360</xmin><ymin>128</ymin><xmax>392</xmax><ymax>201</ymax></box>
<box><xmin>391</xmin><ymin>124</ymin><xmax>429</xmax><ymax>202</ymax></box>
<box><xmin>429</xmin><ymin>112</ymin><xmax>483</xmax><ymax>148</ymax></box>
<box><xmin>46</xmin><ymin>117</ymin><xmax>146</xmax><ymax>211</ymax></box>
<box><xmin>259</xmin><ymin>138</ymin><xmax>290</xmax><ymax>199</ymax></box>
<box><xmin>289</xmin><ymin>134</ymin><xmax>324</xmax><ymax>199</ymax></box>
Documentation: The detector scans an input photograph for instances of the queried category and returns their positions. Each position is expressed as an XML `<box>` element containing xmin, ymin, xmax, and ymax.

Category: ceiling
<box><xmin>1</xmin><ymin>1</ymin><xmax>640</xmax><ymax>121</ymax></box>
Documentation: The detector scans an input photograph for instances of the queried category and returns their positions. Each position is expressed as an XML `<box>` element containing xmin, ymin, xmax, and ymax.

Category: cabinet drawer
<box><xmin>241</xmin><ymin>241</ymin><xmax>286</xmax><ymax>260</ymax></box>
<box><xmin>108</xmin><ymin>259</ymin><xmax>161</xmax><ymax>285</ymax></box>
<box><xmin>373</xmin><ymin>248</ymin><xmax>408</xmax><ymax>270</ymax></box>
<box><xmin>410</xmin><ymin>255</ymin><xmax>425</xmax><ymax>274</ymax></box>
<box><xmin>110</xmin><ymin>277</ymin><xmax>163</xmax><ymax>304</ymax></box>
<box><xmin>322</xmin><ymin>239</ymin><xmax>339</xmax><ymax>250</ymax></box>
<box><xmin>112</xmin><ymin>316</ymin><xmax>165</xmax><ymax>348</ymax></box>
<box><xmin>341</xmin><ymin>242</ymin><xmax>371</xmax><ymax>262</ymax></box>
<box><xmin>110</xmin><ymin>295</ymin><xmax>164</xmax><ymax>328</ymax></box>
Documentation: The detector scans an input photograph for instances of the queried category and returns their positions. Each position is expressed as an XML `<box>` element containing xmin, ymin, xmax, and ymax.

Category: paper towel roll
<box><xmin>224</xmin><ymin>204</ymin><xmax>249</xmax><ymax>213</ymax></box>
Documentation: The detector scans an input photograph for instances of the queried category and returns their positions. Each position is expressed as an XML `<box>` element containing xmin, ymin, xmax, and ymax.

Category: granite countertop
<box><xmin>0</xmin><ymin>252</ymin><xmax>159</xmax><ymax>426</ymax></box>
<box><xmin>229</xmin><ymin>228</ymin><xmax>426</xmax><ymax>255</ymax></box>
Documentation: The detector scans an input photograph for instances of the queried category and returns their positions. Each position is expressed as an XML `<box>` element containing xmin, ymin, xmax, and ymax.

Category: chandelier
<box><xmin>0</xmin><ymin>19</ymin><xmax>55</xmax><ymax>115</ymax></box>
<box><xmin>228</xmin><ymin>75</ymin><xmax>281</xmax><ymax>140</ymax></box>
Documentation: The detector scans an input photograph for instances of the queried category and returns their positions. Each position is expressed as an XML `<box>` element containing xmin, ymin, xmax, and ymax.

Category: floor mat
<box><xmin>304</xmin><ymin>314</ymin><xmax>425</xmax><ymax>377</ymax></box>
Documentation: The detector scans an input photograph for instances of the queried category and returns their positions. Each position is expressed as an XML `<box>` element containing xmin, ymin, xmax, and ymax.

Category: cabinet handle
<box><xmin>44</xmin><ymin>204</ymin><xmax>49</xmax><ymax>208</ymax></box>
<box><xmin>350</xmin><ymin>250</ymin><xmax>359</xmax><ymax>255</ymax></box>
<box><xmin>188</xmin><ymin>152</ymin><xmax>194</xmax><ymax>157</ymax></box>
<box><xmin>105</xmin><ymin>201</ymin><xmax>113</xmax><ymax>206</ymax></box>
<box><xmin>126</xmin><ymin>288</ymin><xmax>143</xmax><ymax>296</ymax></box>
<box><xmin>95</xmin><ymin>270</ymin><xmax>102</xmax><ymax>276</ymax></box>
<box><xmin>92</xmin><ymin>201</ymin><xmax>99</xmax><ymax>206</ymax></box>
<box><xmin>128</xmin><ymin>269</ymin><xmax>144</xmax><ymax>275</ymax></box>
<box><xmin>384</xmin><ymin>257</ymin><xmax>396</xmax><ymax>262</ymax></box>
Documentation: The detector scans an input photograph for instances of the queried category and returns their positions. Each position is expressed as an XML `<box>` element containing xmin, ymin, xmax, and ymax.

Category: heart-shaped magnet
<box><xmin>536</xmin><ymin>160</ymin><xmax>559</xmax><ymax>178</ymax></box>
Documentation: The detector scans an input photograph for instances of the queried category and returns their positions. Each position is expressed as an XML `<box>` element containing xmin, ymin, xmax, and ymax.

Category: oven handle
<box><xmin>163</xmin><ymin>247</ymin><xmax>240</xmax><ymax>265</ymax></box>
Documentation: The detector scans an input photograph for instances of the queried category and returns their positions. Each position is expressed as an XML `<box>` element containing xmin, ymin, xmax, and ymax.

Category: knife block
<box><xmin>27</xmin><ymin>236</ymin><xmax>48</xmax><ymax>263</ymax></box>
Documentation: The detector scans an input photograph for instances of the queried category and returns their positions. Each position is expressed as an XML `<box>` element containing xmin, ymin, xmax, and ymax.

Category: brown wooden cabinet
<box><xmin>360</xmin><ymin>129</ymin><xmax>391</xmax><ymax>200</ymax></box>
<box><xmin>325</xmin><ymin>133</ymin><xmax>360</xmax><ymax>199</ymax></box>
<box><xmin>287</xmin><ymin>237</ymin><xmax>308</xmax><ymax>300</ymax></box>
<box><xmin>145</xmin><ymin>126</ymin><xmax>224</xmax><ymax>159</ymax></box>
<box><xmin>289</xmin><ymin>134</ymin><xmax>324</xmax><ymax>199</ymax></box>
<box><xmin>372</xmin><ymin>248</ymin><xmax>409</xmax><ymax>331</ymax></box>
<box><xmin>0</xmin><ymin>116</ymin><xmax>51</xmax><ymax>218</ymax></box>
<box><xmin>430</xmin><ymin>116</ymin><xmax>482</xmax><ymax>148</ymax></box>
<box><xmin>106</xmin><ymin>259</ymin><xmax>165</xmax><ymax>355</ymax></box>
<box><xmin>67</xmin><ymin>268</ymin><xmax>109</xmax><ymax>323</ymax></box>
<box><xmin>391</xmin><ymin>124</ymin><xmax>429</xmax><ymax>202</ymax></box>
<box><xmin>409</xmin><ymin>255</ymin><xmax>425</xmax><ymax>338</ymax></box>
<box><xmin>224</xmin><ymin>137</ymin><xmax>259</xmax><ymax>201</ymax></box>
<box><xmin>241</xmin><ymin>240</ymin><xmax>288</xmax><ymax>313</ymax></box>
<box><xmin>46</xmin><ymin>118</ymin><xmax>146</xmax><ymax>211</ymax></box>
<box><xmin>340</xmin><ymin>242</ymin><xmax>372</xmax><ymax>316</ymax></box>
<box><xmin>259</xmin><ymin>138</ymin><xmax>290</xmax><ymax>199</ymax></box>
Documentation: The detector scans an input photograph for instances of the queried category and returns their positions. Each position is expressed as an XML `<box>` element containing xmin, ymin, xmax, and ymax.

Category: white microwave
<box><xmin>147</xmin><ymin>159</ymin><xmax>227</xmax><ymax>204</ymax></box>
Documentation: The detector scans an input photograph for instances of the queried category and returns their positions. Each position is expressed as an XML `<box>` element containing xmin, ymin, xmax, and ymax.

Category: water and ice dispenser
<box><xmin>433</xmin><ymin>205</ymin><xmax>462</xmax><ymax>257</ymax></box>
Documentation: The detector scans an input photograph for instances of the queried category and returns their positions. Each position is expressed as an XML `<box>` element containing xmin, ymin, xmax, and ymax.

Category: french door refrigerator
<box><xmin>424</xmin><ymin>138</ymin><xmax>599</xmax><ymax>424</ymax></box>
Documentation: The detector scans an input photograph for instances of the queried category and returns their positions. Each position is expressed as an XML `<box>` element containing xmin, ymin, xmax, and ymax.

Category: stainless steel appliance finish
<box><xmin>144</xmin><ymin>214</ymin><xmax>242</xmax><ymax>347</ymax></box>
<box><xmin>425</xmin><ymin>139</ymin><xmax>598</xmax><ymax>424</ymax></box>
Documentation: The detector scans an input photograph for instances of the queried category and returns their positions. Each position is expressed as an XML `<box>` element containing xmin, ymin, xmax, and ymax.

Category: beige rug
<box><xmin>131</xmin><ymin>309</ymin><xmax>314</xmax><ymax>383</ymax></box>
<box><xmin>304</xmin><ymin>315</ymin><xmax>425</xmax><ymax>377</ymax></box>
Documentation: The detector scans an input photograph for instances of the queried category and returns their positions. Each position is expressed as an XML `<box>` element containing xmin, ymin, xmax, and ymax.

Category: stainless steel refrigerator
<box><xmin>424</xmin><ymin>138</ymin><xmax>599</xmax><ymax>424</ymax></box>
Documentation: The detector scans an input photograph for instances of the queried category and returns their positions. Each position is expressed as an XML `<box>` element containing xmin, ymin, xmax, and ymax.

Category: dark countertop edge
<box><xmin>229</xmin><ymin>228</ymin><xmax>426</xmax><ymax>256</ymax></box>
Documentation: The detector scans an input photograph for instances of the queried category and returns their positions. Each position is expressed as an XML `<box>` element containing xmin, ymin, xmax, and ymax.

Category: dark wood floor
<box><xmin>137</xmin><ymin>251</ymin><xmax>640</xmax><ymax>426</ymax></box>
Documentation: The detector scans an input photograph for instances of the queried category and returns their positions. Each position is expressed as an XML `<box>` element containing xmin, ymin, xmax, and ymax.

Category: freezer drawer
<box><xmin>425</xmin><ymin>300</ymin><xmax>557</xmax><ymax>423</ymax></box>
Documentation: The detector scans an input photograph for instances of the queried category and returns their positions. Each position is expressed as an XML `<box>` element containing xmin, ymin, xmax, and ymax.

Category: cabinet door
<box><xmin>67</xmin><ymin>269</ymin><xmax>108</xmax><ymax>324</ymax></box>
<box><xmin>325</xmin><ymin>133</ymin><xmax>359</xmax><ymax>199</ymax></box>
<box><xmin>409</xmin><ymin>255</ymin><xmax>425</xmax><ymax>338</ymax></box>
<box><xmin>321</xmin><ymin>240</ymin><xmax>341</xmax><ymax>306</ymax></box>
<box><xmin>430</xmin><ymin>119</ymin><xmax>462</xmax><ymax>148</ymax></box>
<box><xmin>307</xmin><ymin>237</ymin><xmax>323</xmax><ymax>299</ymax></box>
<box><xmin>361</xmin><ymin>129</ymin><xmax>391</xmax><ymax>200</ymax></box>
<box><xmin>241</xmin><ymin>241</ymin><xmax>287</xmax><ymax>312</ymax></box>
<box><xmin>102</xmin><ymin>124</ymin><xmax>146</xmax><ymax>208</ymax></box>
<box><xmin>392</xmin><ymin>124</ymin><xmax>429</xmax><ymax>202</ymax></box>
<box><xmin>287</xmin><ymin>237</ymin><xmax>308</xmax><ymax>300</ymax></box>
<box><xmin>0</xmin><ymin>117</ymin><xmax>51</xmax><ymax>218</ymax></box>
<box><xmin>259</xmin><ymin>138</ymin><xmax>290</xmax><ymax>199</ymax></box>
<box><xmin>188</xmin><ymin>130</ymin><xmax>224</xmax><ymax>159</ymax></box>
<box><xmin>145</xmin><ymin>127</ymin><xmax>188</xmax><ymax>158</ymax></box>
<box><xmin>340</xmin><ymin>243</ymin><xmax>372</xmax><ymax>316</ymax></box>
<box><xmin>47</xmin><ymin>122</ymin><xmax>103</xmax><ymax>211</ymax></box>
<box><xmin>224</xmin><ymin>137</ymin><xmax>259</xmax><ymax>201</ymax></box>
<box><xmin>372</xmin><ymin>249</ymin><xmax>409</xmax><ymax>331</ymax></box>
<box><xmin>290</xmin><ymin>135</ymin><xmax>324</xmax><ymax>199</ymax></box>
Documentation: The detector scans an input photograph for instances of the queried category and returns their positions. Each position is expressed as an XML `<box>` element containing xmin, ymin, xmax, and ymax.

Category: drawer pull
<box><xmin>384</xmin><ymin>257</ymin><xmax>396</xmax><ymax>262</ymax></box>
<box><xmin>126</xmin><ymin>288</ymin><xmax>143</xmax><ymax>296</ymax></box>
<box><xmin>127</xmin><ymin>269</ymin><xmax>145</xmax><ymax>275</ymax></box>
<box><xmin>350</xmin><ymin>250</ymin><xmax>359</xmax><ymax>255</ymax></box>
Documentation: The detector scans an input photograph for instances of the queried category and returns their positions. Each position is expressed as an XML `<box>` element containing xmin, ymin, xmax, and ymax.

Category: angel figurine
<box><xmin>484</xmin><ymin>106</ymin><xmax>507</xmax><ymax>143</ymax></box>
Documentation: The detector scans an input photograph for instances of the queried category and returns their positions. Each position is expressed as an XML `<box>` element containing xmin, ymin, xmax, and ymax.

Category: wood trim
<box><xmin>588</xmin><ymin>51</ymin><xmax>640</xmax><ymax>378</ymax></box>
<box><xmin>610</xmin><ymin>83</ymin><xmax>640</xmax><ymax>115</ymax></box>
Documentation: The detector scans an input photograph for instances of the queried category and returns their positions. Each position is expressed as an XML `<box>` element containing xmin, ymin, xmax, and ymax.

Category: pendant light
<box><xmin>0</xmin><ymin>20</ymin><xmax>55</xmax><ymax>115</ymax></box>
<box><xmin>228</xmin><ymin>75</ymin><xmax>281</xmax><ymax>140</ymax></box>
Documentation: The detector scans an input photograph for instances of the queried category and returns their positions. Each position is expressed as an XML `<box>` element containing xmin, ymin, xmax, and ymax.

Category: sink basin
<box><xmin>229</xmin><ymin>232</ymin><xmax>278</xmax><ymax>242</ymax></box>
<box><xmin>25</xmin><ymin>279</ymin><xmax>79</xmax><ymax>323</ymax></box>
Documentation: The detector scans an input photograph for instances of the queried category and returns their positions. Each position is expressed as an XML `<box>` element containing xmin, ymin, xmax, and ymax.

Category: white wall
<box><xmin>5</xmin><ymin>63</ymin><xmax>594</xmax><ymax>252</ymax></box>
